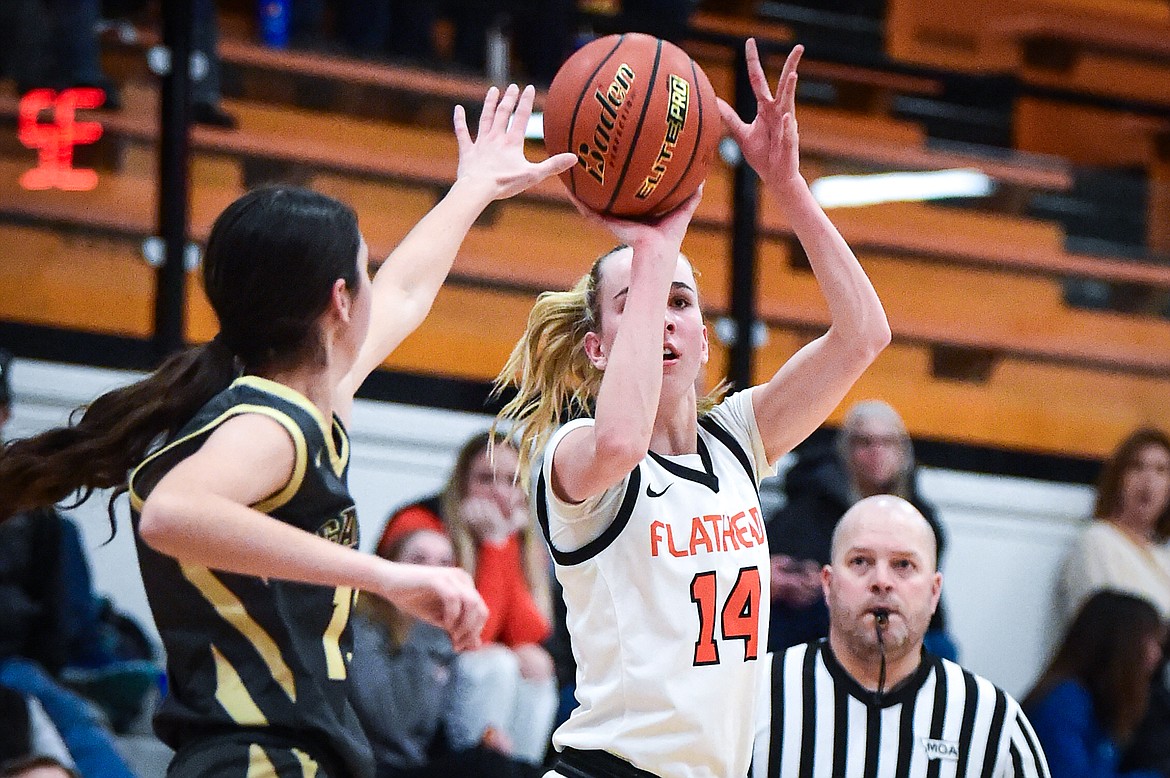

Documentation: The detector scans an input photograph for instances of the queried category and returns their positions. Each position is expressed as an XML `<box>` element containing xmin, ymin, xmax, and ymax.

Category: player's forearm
<box><xmin>346</xmin><ymin>177</ymin><xmax>497</xmax><ymax>385</ymax></box>
<box><xmin>592</xmin><ymin>249</ymin><xmax>675</xmax><ymax>461</ymax></box>
<box><xmin>140</xmin><ymin>490</ymin><xmax>387</xmax><ymax>593</ymax></box>
<box><xmin>371</xmin><ymin>177</ymin><xmax>495</xmax><ymax>319</ymax></box>
<box><xmin>776</xmin><ymin>178</ymin><xmax>889</xmax><ymax>354</ymax></box>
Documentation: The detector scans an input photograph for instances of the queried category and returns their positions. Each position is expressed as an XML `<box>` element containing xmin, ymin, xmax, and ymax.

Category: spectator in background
<box><xmin>0</xmin><ymin>0</ymin><xmax>121</xmax><ymax>108</ymax></box>
<box><xmin>765</xmin><ymin>399</ymin><xmax>957</xmax><ymax>658</ymax></box>
<box><xmin>1056</xmin><ymin>427</ymin><xmax>1170</xmax><ymax>630</ymax></box>
<box><xmin>0</xmin><ymin>508</ymin><xmax>161</xmax><ymax>733</ymax></box>
<box><xmin>0</xmin><ymin>350</ymin><xmax>149</xmax><ymax>777</ymax></box>
<box><xmin>376</xmin><ymin>431</ymin><xmax>558</xmax><ymax>770</ymax></box>
<box><xmin>191</xmin><ymin>0</ymin><xmax>237</xmax><ymax>127</ymax></box>
<box><xmin>0</xmin><ymin>685</ymin><xmax>74</xmax><ymax>778</ymax></box>
<box><xmin>1024</xmin><ymin>590</ymin><xmax>1167</xmax><ymax>778</ymax></box>
<box><xmin>351</xmin><ymin>528</ymin><xmax>537</xmax><ymax>777</ymax></box>
<box><xmin>1123</xmin><ymin>646</ymin><xmax>1170</xmax><ymax>777</ymax></box>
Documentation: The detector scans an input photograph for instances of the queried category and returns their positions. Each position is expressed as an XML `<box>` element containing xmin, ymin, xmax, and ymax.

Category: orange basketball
<box><xmin>543</xmin><ymin>33</ymin><xmax>721</xmax><ymax>219</ymax></box>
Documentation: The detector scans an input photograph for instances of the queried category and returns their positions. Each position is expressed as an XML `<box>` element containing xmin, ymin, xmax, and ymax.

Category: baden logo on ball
<box><xmin>543</xmin><ymin>33</ymin><xmax>720</xmax><ymax>219</ymax></box>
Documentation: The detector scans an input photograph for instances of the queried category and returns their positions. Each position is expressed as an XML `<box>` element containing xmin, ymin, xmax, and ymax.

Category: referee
<box><xmin>753</xmin><ymin>495</ymin><xmax>1050</xmax><ymax>778</ymax></box>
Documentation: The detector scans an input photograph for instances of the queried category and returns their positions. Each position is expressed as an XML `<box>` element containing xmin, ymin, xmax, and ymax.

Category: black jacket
<box><xmin>0</xmin><ymin>509</ymin><xmax>68</xmax><ymax>670</ymax></box>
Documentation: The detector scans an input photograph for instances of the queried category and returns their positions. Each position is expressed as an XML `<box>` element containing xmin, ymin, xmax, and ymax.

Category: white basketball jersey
<box><xmin>538</xmin><ymin>389</ymin><xmax>774</xmax><ymax>778</ymax></box>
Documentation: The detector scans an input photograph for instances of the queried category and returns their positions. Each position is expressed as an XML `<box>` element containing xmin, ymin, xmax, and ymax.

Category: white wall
<box><xmin>919</xmin><ymin>468</ymin><xmax>1091</xmax><ymax>696</ymax></box>
<box><xmin>6</xmin><ymin>358</ymin><xmax>1093</xmax><ymax>697</ymax></box>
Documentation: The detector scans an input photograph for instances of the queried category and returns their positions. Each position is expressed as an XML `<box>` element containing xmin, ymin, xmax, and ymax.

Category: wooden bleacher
<box><xmin>887</xmin><ymin>0</ymin><xmax>1170</xmax><ymax>109</ymax></box>
<box><xmin>4</xmin><ymin>202</ymin><xmax>1165</xmax><ymax>461</ymax></box>
<box><xmin>96</xmin><ymin>29</ymin><xmax>1075</xmax><ymax>195</ymax></box>
<box><xmin>884</xmin><ymin>0</ymin><xmax>1170</xmax><ymax>277</ymax></box>
<box><xmin>0</xmin><ymin>74</ymin><xmax>1089</xmax><ymax>278</ymax></box>
<box><xmin>2</xmin><ymin>23</ymin><xmax>1168</xmax><ymax>460</ymax></box>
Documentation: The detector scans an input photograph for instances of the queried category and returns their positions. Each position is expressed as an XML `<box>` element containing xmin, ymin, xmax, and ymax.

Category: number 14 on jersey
<box><xmin>690</xmin><ymin>567</ymin><xmax>761</xmax><ymax>666</ymax></box>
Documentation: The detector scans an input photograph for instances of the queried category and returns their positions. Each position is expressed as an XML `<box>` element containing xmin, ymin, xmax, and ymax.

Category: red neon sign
<box><xmin>18</xmin><ymin>87</ymin><xmax>106</xmax><ymax>192</ymax></box>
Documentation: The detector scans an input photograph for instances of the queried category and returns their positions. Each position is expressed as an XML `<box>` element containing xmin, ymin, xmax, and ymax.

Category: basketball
<box><xmin>543</xmin><ymin>33</ymin><xmax>721</xmax><ymax>219</ymax></box>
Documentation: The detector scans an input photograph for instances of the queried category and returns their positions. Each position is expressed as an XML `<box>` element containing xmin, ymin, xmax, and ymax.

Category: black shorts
<box><xmin>167</xmin><ymin>729</ymin><xmax>351</xmax><ymax>778</ymax></box>
<box><xmin>550</xmin><ymin>748</ymin><xmax>662</xmax><ymax>778</ymax></box>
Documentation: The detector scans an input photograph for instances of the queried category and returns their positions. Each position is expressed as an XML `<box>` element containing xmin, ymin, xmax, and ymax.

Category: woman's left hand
<box><xmin>455</xmin><ymin>84</ymin><xmax>578</xmax><ymax>202</ymax></box>
<box><xmin>717</xmin><ymin>39</ymin><xmax>804</xmax><ymax>191</ymax></box>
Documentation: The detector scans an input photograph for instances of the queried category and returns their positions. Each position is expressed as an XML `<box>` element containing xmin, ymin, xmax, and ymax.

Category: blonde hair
<box><xmin>441</xmin><ymin>431</ymin><xmax>552</xmax><ymax>621</ymax></box>
<box><xmin>493</xmin><ymin>246</ymin><xmax>728</xmax><ymax>492</ymax></box>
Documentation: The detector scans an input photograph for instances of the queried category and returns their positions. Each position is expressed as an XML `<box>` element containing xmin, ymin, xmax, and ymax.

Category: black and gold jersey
<box><xmin>129</xmin><ymin>376</ymin><xmax>371</xmax><ymax>777</ymax></box>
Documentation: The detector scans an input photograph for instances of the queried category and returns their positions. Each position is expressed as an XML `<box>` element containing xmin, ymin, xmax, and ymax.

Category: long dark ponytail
<box><xmin>0</xmin><ymin>186</ymin><xmax>361</xmax><ymax>527</ymax></box>
<box><xmin>0</xmin><ymin>343</ymin><xmax>236</xmax><ymax>526</ymax></box>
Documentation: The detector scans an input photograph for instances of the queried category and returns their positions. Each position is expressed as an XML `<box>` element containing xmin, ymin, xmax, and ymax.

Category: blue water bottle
<box><xmin>259</xmin><ymin>0</ymin><xmax>290</xmax><ymax>48</ymax></box>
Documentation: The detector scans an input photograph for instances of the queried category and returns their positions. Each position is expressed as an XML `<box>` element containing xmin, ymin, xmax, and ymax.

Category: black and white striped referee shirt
<box><xmin>752</xmin><ymin>640</ymin><xmax>1050</xmax><ymax>778</ymax></box>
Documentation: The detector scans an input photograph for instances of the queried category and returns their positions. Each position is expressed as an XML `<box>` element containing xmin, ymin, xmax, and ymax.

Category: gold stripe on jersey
<box><xmin>247</xmin><ymin>744</ymin><xmax>277</xmax><ymax>777</ymax></box>
<box><xmin>243</xmin><ymin>745</ymin><xmax>319</xmax><ymax>778</ymax></box>
<box><xmin>237</xmin><ymin>376</ymin><xmax>349</xmax><ymax>477</ymax></box>
<box><xmin>330</xmin><ymin>417</ymin><xmax>349</xmax><ymax>478</ymax></box>
<box><xmin>213</xmin><ymin>644</ymin><xmax>267</xmax><ymax>725</ymax></box>
<box><xmin>292</xmin><ymin>748</ymin><xmax>320</xmax><ymax>778</ymax></box>
<box><xmin>322</xmin><ymin>586</ymin><xmax>354</xmax><ymax>680</ymax></box>
<box><xmin>183</xmin><ymin>563</ymin><xmax>298</xmax><ymax>702</ymax></box>
<box><xmin>128</xmin><ymin>404</ymin><xmax>309</xmax><ymax>514</ymax></box>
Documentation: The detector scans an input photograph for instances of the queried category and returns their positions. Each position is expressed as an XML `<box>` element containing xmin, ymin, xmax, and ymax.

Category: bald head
<box><xmin>824</xmin><ymin>495</ymin><xmax>944</xmax><ymax>683</ymax></box>
<box><xmin>830</xmin><ymin>495</ymin><xmax>938</xmax><ymax>571</ymax></box>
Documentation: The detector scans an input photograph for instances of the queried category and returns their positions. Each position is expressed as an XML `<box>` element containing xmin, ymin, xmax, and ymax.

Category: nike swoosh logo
<box><xmin>646</xmin><ymin>483</ymin><xmax>672</xmax><ymax>498</ymax></box>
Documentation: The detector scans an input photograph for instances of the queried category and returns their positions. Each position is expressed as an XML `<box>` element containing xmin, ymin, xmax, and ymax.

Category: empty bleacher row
<box><xmin>1</xmin><ymin>6</ymin><xmax>1168</xmax><ymax>462</ymax></box>
<box><xmin>884</xmin><ymin>0</ymin><xmax>1170</xmax><ymax>257</ymax></box>
<box><xmin>888</xmin><ymin>0</ymin><xmax>1170</xmax><ymax>109</ymax></box>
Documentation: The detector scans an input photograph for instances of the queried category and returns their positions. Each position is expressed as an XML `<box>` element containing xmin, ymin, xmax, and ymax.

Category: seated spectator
<box><xmin>1056</xmin><ymin>427</ymin><xmax>1170</xmax><ymax>630</ymax></box>
<box><xmin>0</xmin><ymin>508</ymin><xmax>161</xmax><ymax>731</ymax></box>
<box><xmin>376</xmin><ymin>431</ymin><xmax>558</xmax><ymax>769</ymax></box>
<box><xmin>0</xmin><ymin>351</ymin><xmax>154</xmax><ymax>777</ymax></box>
<box><xmin>1023</xmin><ymin>590</ymin><xmax>1166</xmax><ymax>778</ymax></box>
<box><xmin>765</xmin><ymin>399</ymin><xmax>956</xmax><ymax>658</ymax></box>
<box><xmin>1123</xmin><ymin>645</ymin><xmax>1170</xmax><ymax>776</ymax></box>
<box><xmin>350</xmin><ymin>528</ymin><xmax>537</xmax><ymax>778</ymax></box>
<box><xmin>0</xmin><ymin>685</ymin><xmax>74</xmax><ymax>778</ymax></box>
